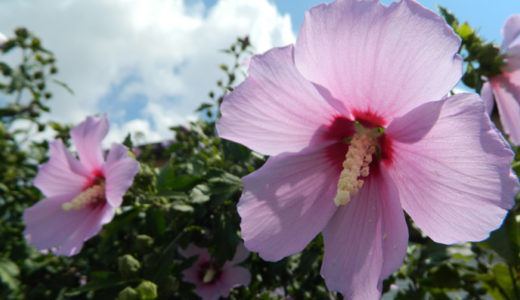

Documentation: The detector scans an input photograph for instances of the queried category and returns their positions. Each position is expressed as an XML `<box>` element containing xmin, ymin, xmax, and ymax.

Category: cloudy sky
<box><xmin>1</xmin><ymin>0</ymin><xmax>519</xmax><ymax>145</ymax></box>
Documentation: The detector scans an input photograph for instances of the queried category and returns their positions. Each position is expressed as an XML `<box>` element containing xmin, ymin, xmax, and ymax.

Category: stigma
<box><xmin>334</xmin><ymin>132</ymin><xmax>377</xmax><ymax>206</ymax></box>
<box><xmin>62</xmin><ymin>183</ymin><xmax>106</xmax><ymax>211</ymax></box>
<box><xmin>202</xmin><ymin>267</ymin><xmax>217</xmax><ymax>283</ymax></box>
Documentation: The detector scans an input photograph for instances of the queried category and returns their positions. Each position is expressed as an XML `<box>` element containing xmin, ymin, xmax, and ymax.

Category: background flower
<box><xmin>179</xmin><ymin>243</ymin><xmax>251</xmax><ymax>300</ymax></box>
<box><xmin>481</xmin><ymin>14</ymin><xmax>520</xmax><ymax>144</ymax></box>
<box><xmin>23</xmin><ymin>115</ymin><xmax>139</xmax><ymax>256</ymax></box>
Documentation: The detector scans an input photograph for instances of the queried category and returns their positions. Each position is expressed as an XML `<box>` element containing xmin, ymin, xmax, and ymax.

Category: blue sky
<box><xmin>274</xmin><ymin>0</ymin><xmax>520</xmax><ymax>43</ymax></box>
<box><xmin>1</xmin><ymin>0</ymin><xmax>519</xmax><ymax>145</ymax></box>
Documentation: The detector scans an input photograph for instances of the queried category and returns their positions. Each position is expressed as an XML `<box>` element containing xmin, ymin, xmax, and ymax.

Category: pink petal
<box><xmin>217</xmin><ymin>45</ymin><xmax>339</xmax><ymax>156</ymax></box>
<box><xmin>219</xmin><ymin>266</ymin><xmax>251</xmax><ymax>292</ymax></box>
<box><xmin>506</xmin><ymin>44</ymin><xmax>520</xmax><ymax>64</ymax></box>
<box><xmin>179</xmin><ymin>245</ymin><xmax>211</xmax><ymax>284</ymax></box>
<box><xmin>23</xmin><ymin>193</ymin><xmax>114</xmax><ymax>256</ymax></box>
<box><xmin>491</xmin><ymin>76</ymin><xmax>520</xmax><ymax>145</ymax></box>
<box><xmin>181</xmin><ymin>266</ymin><xmax>200</xmax><ymax>285</ymax></box>
<box><xmin>294</xmin><ymin>0</ymin><xmax>462</xmax><ymax>121</ymax></box>
<box><xmin>192</xmin><ymin>266</ymin><xmax>250</xmax><ymax>300</ymax></box>
<box><xmin>228</xmin><ymin>243</ymin><xmax>249</xmax><ymax>265</ymax></box>
<box><xmin>238</xmin><ymin>146</ymin><xmax>339</xmax><ymax>261</ymax></box>
<box><xmin>70</xmin><ymin>114</ymin><xmax>109</xmax><ymax>173</ymax></box>
<box><xmin>56</xmin><ymin>204</ymin><xmax>114</xmax><ymax>256</ymax></box>
<box><xmin>194</xmin><ymin>284</ymin><xmax>223</xmax><ymax>300</ymax></box>
<box><xmin>385</xmin><ymin>93</ymin><xmax>518</xmax><ymax>244</ymax></box>
<box><xmin>102</xmin><ymin>143</ymin><xmax>140</xmax><ymax>207</ymax></box>
<box><xmin>34</xmin><ymin>140</ymin><xmax>91</xmax><ymax>197</ymax></box>
<box><xmin>480</xmin><ymin>82</ymin><xmax>495</xmax><ymax>115</ymax></box>
<box><xmin>320</xmin><ymin>173</ymin><xmax>407</xmax><ymax>299</ymax></box>
<box><xmin>501</xmin><ymin>14</ymin><xmax>520</xmax><ymax>50</ymax></box>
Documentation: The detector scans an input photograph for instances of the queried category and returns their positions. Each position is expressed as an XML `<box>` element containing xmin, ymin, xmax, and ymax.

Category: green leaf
<box><xmin>156</xmin><ymin>163</ymin><xmax>201</xmax><ymax>193</ymax></box>
<box><xmin>456</xmin><ymin>22</ymin><xmax>473</xmax><ymax>40</ymax></box>
<box><xmin>213</xmin><ymin>214</ymin><xmax>240</xmax><ymax>265</ymax></box>
<box><xmin>170</xmin><ymin>201</ymin><xmax>194</xmax><ymax>213</ymax></box>
<box><xmin>146</xmin><ymin>208</ymin><xmax>166</xmax><ymax>236</ymax></box>
<box><xmin>429</xmin><ymin>265</ymin><xmax>460</xmax><ymax>289</ymax></box>
<box><xmin>122</xmin><ymin>133</ymin><xmax>133</xmax><ymax>149</ymax></box>
<box><xmin>222</xmin><ymin>139</ymin><xmax>251</xmax><ymax>162</ymax></box>
<box><xmin>0</xmin><ymin>258</ymin><xmax>20</xmax><ymax>290</ymax></box>
<box><xmin>195</xmin><ymin>102</ymin><xmax>213</xmax><ymax>112</ymax></box>
<box><xmin>207</xmin><ymin>168</ymin><xmax>242</xmax><ymax>186</ymax></box>
<box><xmin>437</xmin><ymin>5</ymin><xmax>459</xmax><ymax>28</ymax></box>
<box><xmin>189</xmin><ymin>184</ymin><xmax>210</xmax><ymax>203</ymax></box>
<box><xmin>483</xmin><ymin>213</ymin><xmax>520</xmax><ymax>266</ymax></box>
<box><xmin>51</xmin><ymin>79</ymin><xmax>74</xmax><ymax>94</ymax></box>
<box><xmin>480</xmin><ymin>263</ymin><xmax>519</xmax><ymax>300</ymax></box>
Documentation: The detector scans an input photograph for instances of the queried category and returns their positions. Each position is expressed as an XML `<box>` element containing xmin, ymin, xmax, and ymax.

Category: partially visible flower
<box><xmin>79</xmin><ymin>275</ymin><xmax>87</xmax><ymax>286</ymax></box>
<box><xmin>179</xmin><ymin>243</ymin><xmax>251</xmax><ymax>300</ymax></box>
<box><xmin>23</xmin><ymin>115</ymin><xmax>139</xmax><ymax>256</ymax></box>
<box><xmin>217</xmin><ymin>0</ymin><xmax>518</xmax><ymax>298</ymax></box>
<box><xmin>132</xmin><ymin>146</ymin><xmax>140</xmax><ymax>158</ymax></box>
<box><xmin>481</xmin><ymin>15</ymin><xmax>520</xmax><ymax>144</ymax></box>
<box><xmin>0</xmin><ymin>32</ymin><xmax>7</xmax><ymax>49</ymax></box>
<box><xmin>270</xmin><ymin>287</ymin><xmax>293</xmax><ymax>300</ymax></box>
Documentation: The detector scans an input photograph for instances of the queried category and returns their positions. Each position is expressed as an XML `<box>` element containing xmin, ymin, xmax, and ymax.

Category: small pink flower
<box><xmin>132</xmin><ymin>146</ymin><xmax>140</xmax><ymax>158</ymax></box>
<box><xmin>179</xmin><ymin>243</ymin><xmax>251</xmax><ymax>300</ymax></box>
<box><xmin>217</xmin><ymin>0</ymin><xmax>518</xmax><ymax>298</ymax></box>
<box><xmin>23</xmin><ymin>115</ymin><xmax>139</xmax><ymax>256</ymax></box>
<box><xmin>481</xmin><ymin>14</ymin><xmax>520</xmax><ymax>144</ymax></box>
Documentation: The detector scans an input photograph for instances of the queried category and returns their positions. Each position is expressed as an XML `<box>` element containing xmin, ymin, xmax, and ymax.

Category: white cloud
<box><xmin>0</xmin><ymin>0</ymin><xmax>295</xmax><ymax>146</ymax></box>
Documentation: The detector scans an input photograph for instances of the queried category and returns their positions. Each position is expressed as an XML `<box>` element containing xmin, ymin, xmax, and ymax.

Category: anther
<box><xmin>202</xmin><ymin>268</ymin><xmax>216</xmax><ymax>283</ymax></box>
<box><xmin>334</xmin><ymin>132</ymin><xmax>377</xmax><ymax>206</ymax></box>
<box><xmin>62</xmin><ymin>183</ymin><xmax>105</xmax><ymax>211</ymax></box>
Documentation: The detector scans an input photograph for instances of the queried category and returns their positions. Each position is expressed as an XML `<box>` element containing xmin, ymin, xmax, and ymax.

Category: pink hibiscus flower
<box><xmin>481</xmin><ymin>14</ymin><xmax>520</xmax><ymax>145</ymax></box>
<box><xmin>23</xmin><ymin>115</ymin><xmax>139</xmax><ymax>256</ymax></box>
<box><xmin>217</xmin><ymin>0</ymin><xmax>519</xmax><ymax>298</ymax></box>
<box><xmin>179</xmin><ymin>243</ymin><xmax>251</xmax><ymax>300</ymax></box>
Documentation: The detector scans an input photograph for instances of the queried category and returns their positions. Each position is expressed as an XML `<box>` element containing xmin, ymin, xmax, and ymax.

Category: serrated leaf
<box><xmin>171</xmin><ymin>202</ymin><xmax>194</xmax><ymax>213</ymax></box>
<box><xmin>189</xmin><ymin>184</ymin><xmax>210</xmax><ymax>203</ymax></box>
<box><xmin>483</xmin><ymin>213</ymin><xmax>520</xmax><ymax>266</ymax></box>
<box><xmin>0</xmin><ymin>258</ymin><xmax>20</xmax><ymax>290</ymax></box>
<box><xmin>456</xmin><ymin>22</ymin><xmax>473</xmax><ymax>40</ymax></box>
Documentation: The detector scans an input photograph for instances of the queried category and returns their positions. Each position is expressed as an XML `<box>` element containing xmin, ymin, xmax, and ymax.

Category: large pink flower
<box><xmin>179</xmin><ymin>243</ymin><xmax>251</xmax><ymax>300</ymax></box>
<box><xmin>23</xmin><ymin>115</ymin><xmax>139</xmax><ymax>256</ymax></box>
<box><xmin>481</xmin><ymin>14</ymin><xmax>520</xmax><ymax>145</ymax></box>
<box><xmin>217</xmin><ymin>0</ymin><xmax>519</xmax><ymax>298</ymax></box>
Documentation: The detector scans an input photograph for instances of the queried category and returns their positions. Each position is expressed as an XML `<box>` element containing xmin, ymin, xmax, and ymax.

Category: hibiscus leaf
<box><xmin>456</xmin><ymin>22</ymin><xmax>473</xmax><ymax>40</ymax></box>
<box><xmin>212</xmin><ymin>214</ymin><xmax>240</xmax><ymax>265</ymax></box>
<box><xmin>189</xmin><ymin>184</ymin><xmax>211</xmax><ymax>203</ymax></box>
<box><xmin>0</xmin><ymin>258</ymin><xmax>20</xmax><ymax>290</ymax></box>
<box><xmin>483</xmin><ymin>213</ymin><xmax>520</xmax><ymax>266</ymax></box>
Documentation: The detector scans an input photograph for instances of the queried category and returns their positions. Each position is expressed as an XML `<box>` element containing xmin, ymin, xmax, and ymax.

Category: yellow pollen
<box><xmin>202</xmin><ymin>268</ymin><xmax>216</xmax><ymax>283</ymax></box>
<box><xmin>62</xmin><ymin>183</ymin><xmax>105</xmax><ymax>211</ymax></box>
<box><xmin>334</xmin><ymin>132</ymin><xmax>376</xmax><ymax>206</ymax></box>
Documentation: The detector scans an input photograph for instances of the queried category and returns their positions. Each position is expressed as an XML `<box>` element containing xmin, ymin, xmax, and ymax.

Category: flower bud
<box><xmin>118</xmin><ymin>254</ymin><xmax>141</xmax><ymax>278</ymax></box>
<box><xmin>136</xmin><ymin>280</ymin><xmax>158</xmax><ymax>300</ymax></box>
<box><xmin>117</xmin><ymin>287</ymin><xmax>139</xmax><ymax>300</ymax></box>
